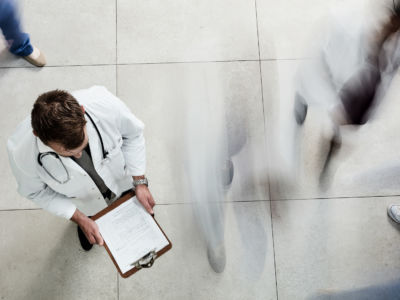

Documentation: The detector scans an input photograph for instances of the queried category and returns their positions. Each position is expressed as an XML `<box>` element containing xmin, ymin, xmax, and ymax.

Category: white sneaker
<box><xmin>387</xmin><ymin>204</ymin><xmax>400</xmax><ymax>223</ymax></box>
<box><xmin>23</xmin><ymin>46</ymin><xmax>46</xmax><ymax>67</ymax></box>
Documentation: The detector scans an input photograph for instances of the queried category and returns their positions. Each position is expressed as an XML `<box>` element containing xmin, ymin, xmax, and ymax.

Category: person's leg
<box><xmin>0</xmin><ymin>0</ymin><xmax>33</xmax><ymax>56</ymax></box>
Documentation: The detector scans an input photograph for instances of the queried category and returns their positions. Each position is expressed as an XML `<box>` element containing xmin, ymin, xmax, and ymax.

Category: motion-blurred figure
<box><xmin>294</xmin><ymin>1</ymin><xmax>400</xmax><ymax>186</ymax></box>
<box><xmin>182</xmin><ymin>68</ymin><xmax>248</xmax><ymax>273</ymax></box>
<box><xmin>183</xmin><ymin>76</ymin><xmax>231</xmax><ymax>273</ymax></box>
<box><xmin>0</xmin><ymin>0</ymin><xmax>46</xmax><ymax>66</ymax></box>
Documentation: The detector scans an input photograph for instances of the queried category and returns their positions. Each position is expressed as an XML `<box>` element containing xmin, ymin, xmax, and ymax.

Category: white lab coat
<box><xmin>7</xmin><ymin>86</ymin><xmax>146</xmax><ymax>219</ymax></box>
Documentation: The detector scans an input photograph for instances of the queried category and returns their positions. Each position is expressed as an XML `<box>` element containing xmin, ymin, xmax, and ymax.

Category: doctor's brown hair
<box><xmin>31</xmin><ymin>90</ymin><xmax>87</xmax><ymax>150</ymax></box>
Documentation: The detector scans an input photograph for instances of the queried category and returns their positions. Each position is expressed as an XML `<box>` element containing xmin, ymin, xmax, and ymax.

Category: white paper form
<box><xmin>95</xmin><ymin>196</ymin><xmax>169</xmax><ymax>274</ymax></box>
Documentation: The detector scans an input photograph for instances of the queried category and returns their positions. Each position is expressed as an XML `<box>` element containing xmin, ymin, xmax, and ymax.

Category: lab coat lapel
<box><xmin>85</xmin><ymin>111</ymin><xmax>103</xmax><ymax>169</ymax></box>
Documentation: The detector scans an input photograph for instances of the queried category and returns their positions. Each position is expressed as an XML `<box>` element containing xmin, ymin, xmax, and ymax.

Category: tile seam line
<box><xmin>2</xmin><ymin>194</ymin><xmax>397</xmax><ymax>213</ymax></box>
<box><xmin>0</xmin><ymin>58</ymin><xmax>310</xmax><ymax>70</ymax></box>
<box><xmin>271</xmin><ymin>194</ymin><xmax>400</xmax><ymax>201</ymax></box>
<box><xmin>0</xmin><ymin>208</ymin><xmax>42</xmax><ymax>212</ymax></box>
<box><xmin>0</xmin><ymin>60</ymin><xmax>258</xmax><ymax>69</ymax></box>
<box><xmin>253</xmin><ymin>0</ymin><xmax>279</xmax><ymax>297</ymax></box>
<box><xmin>115</xmin><ymin>0</ymin><xmax>118</xmax><ymax>99</ymax></box>
<box><xmin>115</xmin><ymin>1</ymin><xmax>119</xmax><ymax>299</ymax></box>
<box><xmin>0</xmin><ymin>200</ymin><xmax>272</xmax><ymax>212</ymax></box>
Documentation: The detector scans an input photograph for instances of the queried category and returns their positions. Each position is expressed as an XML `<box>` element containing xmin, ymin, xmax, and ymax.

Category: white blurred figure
<box><xmin>293</xmin><ymin>0</ymin><xmax>400</xmax><ymax>187</ymax></box>
<box><xmin>182</xmin><ymin>70</ymin><xmax>233</xmax><ymax>273</ymax></box>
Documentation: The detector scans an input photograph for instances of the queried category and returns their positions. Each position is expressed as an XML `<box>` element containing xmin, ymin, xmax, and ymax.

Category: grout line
<box><xmin>117</xmin><ymin>271</ymin><xmax>119</xmax><ymax>300</ymax></box>
<box><xmin>254</xmin><ymin>0</ymin><xmax>262</xmax><ymax>62</ymax></box>
<box><xmin>0</xmin><ymin>63</ymin><xmax>116</xmax><ymax>69</ymax></box>
<box><xmin>111</xmin><ymin>59</ymin><xmax>260</xmax><ymax>65</ymax></box>
<box><xmin>116</xmin><ymin>64</ymin><xmax>118</xmax><ymax>95</ymax></box>
<box><xmin>270</xmin><ymin>194</ymin><xmax>400</xmax><ymax>201</ymax></box>
<box><xmin>153</xmin><ymin>199</ymin><xmax>271</xmax><ymax>206</ymax></box>
<box><xmin>254</xmin><ymin>0</ymin><xmax>279</xmax><ymax>298</ymax></box>
<box><xmin>116</xmin><ymin>0</ymin><xmax>118</xmax><ymax>66</ymax></box>
<box><xmin>1</xmin><ymin>194</ymin><xmax>397</xmax><ymax>213</ymax></box>
<box><xmin>0</xmin><ymin>200</ymin><xmax>271</xmax><ymax>213</ymax></box>
<box><xmin>0</xmin><ymin>58</ymin><xmax>310</xmax><ymax>70</ymax></box>
<box><xmin>115</xmin><ymin>0</ymin><xmax>118</xmax><ymax>95</ymax></box>
<box><xmin>0</xmin><ymin>208</ymin><xmax>42</xmax><ymax>212</ymax></box>
<box><xmin>0</xmin><ymin>59</ymin><xmax>259</xmax><ymax>70</ymax></box>
<box><xmin>269</xmin><ymin>193</ymin><xmax>279</xmax><ymax>300</ymax></box>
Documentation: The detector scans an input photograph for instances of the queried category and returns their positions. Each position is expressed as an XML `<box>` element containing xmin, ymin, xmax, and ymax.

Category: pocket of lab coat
<box><xmin>104</xmin><ymin>137</ymin><xmax>126</xmax><ymax>178</ymax></box>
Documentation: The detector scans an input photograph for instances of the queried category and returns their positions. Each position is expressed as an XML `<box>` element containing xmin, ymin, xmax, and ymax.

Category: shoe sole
<box><xmin>23</xmin><ymin>54</ymin><xmax>46</xmax><ymax>67</ymax></box>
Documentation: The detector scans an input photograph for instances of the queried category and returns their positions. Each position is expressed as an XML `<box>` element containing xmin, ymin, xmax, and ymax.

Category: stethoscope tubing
<box><xmin>37</xmin><ymin>111</ymin><xmax>107</xmax><ymax>184</ymax></box>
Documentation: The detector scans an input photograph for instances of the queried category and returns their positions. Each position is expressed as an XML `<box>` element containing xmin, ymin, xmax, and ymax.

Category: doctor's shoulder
<box><xmin>73</xmin><ymin>85</ymin><xmax>118</xmax><ymax>108</ymax></box>
<box><xmin>7</xmin><ymin>117</ymin><xmax>38</xmax><ymax>174</ymax></box>
<box><xmin>72</xmin><ymin>86</ymin><xmax>127</xmax><ymax>121</ymax></box>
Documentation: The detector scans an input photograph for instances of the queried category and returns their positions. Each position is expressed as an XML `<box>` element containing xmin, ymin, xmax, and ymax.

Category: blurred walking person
<box><xmin>0</xmin><ymin>0</ymin><xmax>46</xmax><ymax>66</ymax></box>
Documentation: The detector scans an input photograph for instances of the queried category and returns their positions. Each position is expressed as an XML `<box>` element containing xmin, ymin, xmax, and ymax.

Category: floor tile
<box><xmin>117</xmin><ymin>62</ymin><xmax>268</xmax><ymax>204</ymax></box>
<box><xmin>0</xmin><ymin>210</ymin><xmax>117</xmax><ymax>300</ymax></box>
<box><xmin>119</xmin><ymin>201</ymin><xmax>277</xmax><ymax>300</ymax></box>
<box><xmin>0</xmin><ymin>0</ymin><xmax>116</xmax><ymax>67</ymax></box>
<box><xmin>272</xmin><ymin>197</ymin><xmax>400</xmax><ymax>300</ymax></box>
<box><xmin>256</xmin><ymin>0</ymin><xmax>364</xmax><ymax>59</ymax></box>
<box><xmin>117</xmin><ymin>0</ymin><xmax>259</xmax><ymax>63</ymax></box>
<box><xmin>0</xmin><ymin>65</ymin><xmax>116</xmax><ymax>210</ymax></box>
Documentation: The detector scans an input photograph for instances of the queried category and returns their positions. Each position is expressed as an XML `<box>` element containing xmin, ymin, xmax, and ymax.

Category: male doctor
<box><xmin>7</xmin><ymin>86</ymin><xmax>155</xmax><ymax>251</ymax></box>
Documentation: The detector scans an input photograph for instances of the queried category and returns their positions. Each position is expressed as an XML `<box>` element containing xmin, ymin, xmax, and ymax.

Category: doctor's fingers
<box><xmin>148</xmin><ymin>194</ymin><xmax>155</xmax><ymax>207</ymax></box>
<box><xmin>94</xmin><ymin>232</ymin><xmax>104</xmax><ymax>246</ymax></box>
<box><xmin>87</xmin><ymin>234</ymin><xmax>97</xmax><ymax>245</ymax></box>
<box><xmin>139</xmin><ymin>197</ymin><xmax>153</xmax><ymax>214</ymax></box>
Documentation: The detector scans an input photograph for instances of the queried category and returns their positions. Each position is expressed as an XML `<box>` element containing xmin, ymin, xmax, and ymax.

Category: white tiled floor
<box><xmin>1</xmin><ymin>0</ymin><xmax>400</xmax><ymax>299</ymax></box>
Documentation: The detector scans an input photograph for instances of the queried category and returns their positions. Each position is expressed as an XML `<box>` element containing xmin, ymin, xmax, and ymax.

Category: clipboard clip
<box><xmin>131</xmin><ymin>250</ymin><xmax>158</xmax><ymax>269</ymax></box>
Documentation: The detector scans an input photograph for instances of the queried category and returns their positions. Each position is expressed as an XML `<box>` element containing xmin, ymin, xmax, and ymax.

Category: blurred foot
<box><xmin>294</xmin><ymin>93</ymin><xmax>308</xmax><ymax>125</ymax></box>
<box><xmin>23</xmin><ymin>46</ymin><xmax>46</xmax><ymax>67</ymax></box>
<box><xmin>221</xmin><ymin>159</ymin><xmax>234</xmax><ymax>189</ymax></box>
<box><xmin>388</xmin><ymin>204</ymin><xmax>400</xmax><ymax>223</ymax></box>
<box><xmin>207</xmin><ymin>243</ymin><xmax>226</xmax><ymax>273</ymax></box>
<box><xmin>319</xmin><ymin>114</ymin><xmax>342</xmax><ymax>187</ymax></box>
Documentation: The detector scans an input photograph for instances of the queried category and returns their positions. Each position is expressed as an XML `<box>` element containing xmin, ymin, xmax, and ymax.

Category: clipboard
<box><xmin>91</xmin><ymin>191</ymin><xmax>172</xmax><ymax>278</ymax></box>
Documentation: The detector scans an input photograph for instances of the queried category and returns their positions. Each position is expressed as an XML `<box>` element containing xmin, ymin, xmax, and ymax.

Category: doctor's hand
<box><xmin>70</xmin><ymin>209</ymin><xmax>104</xmax><ymax>246</ymax></box>
<box><xmin>135</xmin><ymin>185</ymin><xmax>155</xmax><ymax>215</ymax></box>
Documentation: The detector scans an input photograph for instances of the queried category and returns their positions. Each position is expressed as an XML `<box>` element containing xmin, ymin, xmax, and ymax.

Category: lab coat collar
<box><xmin>36</xmin><ymin>137</ymin><xmax>55</xmax><ymax>154</ymax></box>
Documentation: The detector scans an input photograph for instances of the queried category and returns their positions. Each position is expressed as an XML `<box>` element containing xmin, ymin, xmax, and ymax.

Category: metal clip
<box><xmin>131</xmin><ymin>250</ymin><xmax>157</xmax><ymax>269</ymax></box>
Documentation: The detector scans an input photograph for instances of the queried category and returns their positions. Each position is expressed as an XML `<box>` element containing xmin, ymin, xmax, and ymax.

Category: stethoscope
<box><xmin>37</xmin><ymin>112</ymin><xmax>108</xmax><ymax>184</ymax></box>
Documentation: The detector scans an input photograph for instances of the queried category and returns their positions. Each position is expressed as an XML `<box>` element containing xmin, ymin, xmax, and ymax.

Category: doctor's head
<box><xmin>31</xmin><ymin>90</ymin><xmax>88</xmax><ymax>159</ymax></box>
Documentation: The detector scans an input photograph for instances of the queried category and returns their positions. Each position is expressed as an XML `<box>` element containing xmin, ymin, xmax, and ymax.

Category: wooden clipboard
<box><xmin>91</xmin><ymin>191</ymin><xmax>172</xmax><ymax>278</ymax></box>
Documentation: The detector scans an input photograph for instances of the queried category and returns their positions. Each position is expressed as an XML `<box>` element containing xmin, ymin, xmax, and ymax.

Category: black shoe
<box><xmin>294</xmin><ymin>93</ymin><xmax>308</xmax><ymax>125</ymax></box>
<box><xmin>77</xmin><ymin>225</ymin><xmax>93</xmax><ymax>251</ymax></box>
